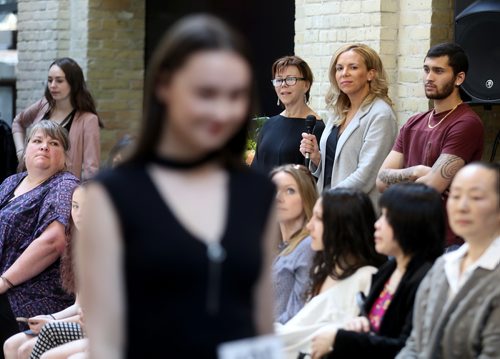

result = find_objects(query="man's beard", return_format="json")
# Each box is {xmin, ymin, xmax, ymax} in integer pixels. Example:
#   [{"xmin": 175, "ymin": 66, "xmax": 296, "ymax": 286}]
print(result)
[{"xmin": 425, "ymin": 78, "xmax": 456, "ymax": 100}]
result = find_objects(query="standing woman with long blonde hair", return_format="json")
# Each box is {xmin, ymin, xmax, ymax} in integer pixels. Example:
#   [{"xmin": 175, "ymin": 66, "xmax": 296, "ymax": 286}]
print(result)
[
  {"xmin": 300, "ymin": 44, "xmax": 397, "ymax": 208},
  {"xmin": 270, "ymin": 164, "xmax": 318, "ymax": 324}
]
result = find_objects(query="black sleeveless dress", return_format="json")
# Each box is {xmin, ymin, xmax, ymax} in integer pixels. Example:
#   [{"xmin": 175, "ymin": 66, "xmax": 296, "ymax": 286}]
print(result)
[{"xmin": 96, "ymin": 163, "xmax": 275, "ymax": 358}]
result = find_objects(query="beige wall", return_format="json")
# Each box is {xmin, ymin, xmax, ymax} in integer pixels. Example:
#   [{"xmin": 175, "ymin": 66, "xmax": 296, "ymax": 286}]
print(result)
[
  {"xmin": 15, "ymin": 1, "xmax": 500, "ymax": 163},
  {"xmin": 16, "ymin": 0, "xmax": 144, "ymax": 162},
  {"xmin": 87, "ymin": 0, "xmax": 144, "ymax": 158},
  {"xmin": 17, "ymin": 0, "xmax": 78, "ymax": 110},
  {"xmin": 295, "ymin": 0, "xmax": 447, "ymax": 123},
  {"xmin": 295, "ymin": 0, "xmax": 499, "ymax": 161}
]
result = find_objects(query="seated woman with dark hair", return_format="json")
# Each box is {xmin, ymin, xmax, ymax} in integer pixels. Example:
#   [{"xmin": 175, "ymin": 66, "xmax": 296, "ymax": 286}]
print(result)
[
  {"xmin": 276, "ymin": 188, "xmax": 385, "ymax": 358},
  {"xmin": 397, "ymin": 163, "xmax": 500, "ymax": 359},
  {"xmin": 310, "ymin": 183, "xmax": 444, "ymax": 359}
]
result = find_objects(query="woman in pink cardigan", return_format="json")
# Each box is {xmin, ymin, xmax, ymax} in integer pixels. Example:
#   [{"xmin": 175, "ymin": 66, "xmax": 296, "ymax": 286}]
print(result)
[{"xmin": 12, "ymin": 57, "xmax": 102, "ymax": 180}]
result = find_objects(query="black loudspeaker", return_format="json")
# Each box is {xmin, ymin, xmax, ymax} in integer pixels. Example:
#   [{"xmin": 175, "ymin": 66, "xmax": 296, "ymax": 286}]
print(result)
[{"xmin": 455, "ymin": 0, "xmax": 500, "ymax": 104}]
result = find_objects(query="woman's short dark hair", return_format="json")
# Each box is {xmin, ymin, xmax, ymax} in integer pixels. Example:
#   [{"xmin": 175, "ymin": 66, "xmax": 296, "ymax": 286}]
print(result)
[
  {"xmin": 379, "ymin": 183, "xmax": 444, "ymax": 260},
  {"xmin": 309, "ymin": 188, "xmax": 385, "ymax": 297},
  {"xmin": 45, "ymin": 57, "xmax": 103, "ymax": 127},
  {"xmin": 425, "ymin": 42, "xmax": 469, "ymax": 76},
  {"xmin": 130, "ymin": 14, "xmax": 256, "ymax": 168},
  {"xmin": 271, "ymin": 55, "xmax": 314, "ymax": 102}
]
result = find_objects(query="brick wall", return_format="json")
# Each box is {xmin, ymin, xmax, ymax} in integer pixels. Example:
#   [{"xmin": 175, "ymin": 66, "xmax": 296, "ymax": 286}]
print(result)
[
  {"xmin": 16, "ymin": 0, "xmax": 145, "ymax": 163},
  {"xmin": 295, "ymin": 0, "xmax": 433, "ymax": 123},
  {"xmin": 15, "ymin": 1, "xmax": 499, "ymax": 163},
  {"xmin": 87, "ymin": 0, "xmax": 144, "ymax": 160},
  {"xmin": 69, "ymin": 0, "xmax": 89, "ymax": 72},
  {"xmin": 16, "ymin": 0, "xmax": 74, "ymax": 110},
  {"xmin": 295, "ymin": 0, "xmax": 500, "ymax": 161}
]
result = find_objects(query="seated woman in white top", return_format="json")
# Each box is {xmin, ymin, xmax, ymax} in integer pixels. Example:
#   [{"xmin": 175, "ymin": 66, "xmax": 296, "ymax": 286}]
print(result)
[
  {"xmin": 276, "ymin": 188, "xmax": 385, "ymax": 358},
  {"xmin": 397, "ymin": 162, "xmax": 500, "ymax": 359}
]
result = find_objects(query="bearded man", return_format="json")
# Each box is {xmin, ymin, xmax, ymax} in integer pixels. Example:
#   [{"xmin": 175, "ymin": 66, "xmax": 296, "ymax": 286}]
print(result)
[{"xmin": 376, "ymin": 42, "xmax": 484, "ymax": 247}]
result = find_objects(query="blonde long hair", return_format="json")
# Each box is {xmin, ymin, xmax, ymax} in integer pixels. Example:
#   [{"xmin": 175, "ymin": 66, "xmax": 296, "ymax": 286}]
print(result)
[
  {"xmin": 325, "ymin": 43, "xmax": 392, "ymax": 126},
  {"xmin": 270, "ymin": 164, "xmax": 318, "ymax": 256}
]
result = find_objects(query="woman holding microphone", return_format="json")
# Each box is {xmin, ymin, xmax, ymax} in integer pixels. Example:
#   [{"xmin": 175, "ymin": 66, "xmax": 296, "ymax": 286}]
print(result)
[
  {"xmin": 300, "ymin": 44, "xmax": 397, "ymax": 209},
  {"xmin": 252, "ymin": 55, "xmax": 324, "ymax": 173}
]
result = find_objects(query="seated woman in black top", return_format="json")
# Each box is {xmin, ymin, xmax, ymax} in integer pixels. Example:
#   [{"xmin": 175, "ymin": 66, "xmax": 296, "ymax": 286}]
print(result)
[
  {"xmin": 252, "ymin": 55, "xmax": 324, "ymax": 173},
  {"xmin": 310, "ymin": 183, "xmax": 444, "ymax": 358}
]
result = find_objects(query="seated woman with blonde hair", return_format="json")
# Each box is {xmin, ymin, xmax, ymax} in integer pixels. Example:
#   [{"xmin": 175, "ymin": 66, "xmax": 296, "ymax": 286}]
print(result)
[{"xmin": 270, "ymin": 164, "xmax": 318, "ymax": 324}]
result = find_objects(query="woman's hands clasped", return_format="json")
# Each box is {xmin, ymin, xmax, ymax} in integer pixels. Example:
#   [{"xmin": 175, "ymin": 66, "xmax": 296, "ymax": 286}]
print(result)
[{"xmin": 300, "ymin": 133, "xmax": 321, "ymax": 167}]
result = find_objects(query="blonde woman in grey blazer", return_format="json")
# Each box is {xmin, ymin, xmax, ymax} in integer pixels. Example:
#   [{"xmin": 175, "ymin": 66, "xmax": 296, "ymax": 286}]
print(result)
[{"xmin": 300, "ymin": 44, "xmax": 397, "ymax": 208}]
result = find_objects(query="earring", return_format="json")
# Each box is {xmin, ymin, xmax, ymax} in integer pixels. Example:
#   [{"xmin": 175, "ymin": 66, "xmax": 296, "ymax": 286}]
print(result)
[
  {"xmin": 277, "ymin": 98, "xmax": 280, "ymax": 106},
  {"xmin": 304, "ymin": 94, "xmax": 307, "ymax": 103}
]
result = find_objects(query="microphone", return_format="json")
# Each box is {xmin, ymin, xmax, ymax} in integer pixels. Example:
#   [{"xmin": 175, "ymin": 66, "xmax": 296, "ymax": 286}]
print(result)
[{"xmin": 304, "ymin": 115, "xmax": 316, "ymax": 166}]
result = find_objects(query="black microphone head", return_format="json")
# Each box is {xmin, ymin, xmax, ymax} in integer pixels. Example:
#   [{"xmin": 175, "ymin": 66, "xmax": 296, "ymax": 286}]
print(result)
[{"xmin": 305, "ymin": 115, "xmax": 316, "ymax": 134}]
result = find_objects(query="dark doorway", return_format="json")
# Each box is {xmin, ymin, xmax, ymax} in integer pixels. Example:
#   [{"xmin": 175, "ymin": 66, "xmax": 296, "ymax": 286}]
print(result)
[{"xmin": 145, "ymin": 0, "xmax": 295, "ymax": 117}]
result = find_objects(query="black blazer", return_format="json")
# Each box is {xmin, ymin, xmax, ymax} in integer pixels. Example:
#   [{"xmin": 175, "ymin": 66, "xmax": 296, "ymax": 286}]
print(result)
[{"xmin": 329, "ymin": 255, "xmax": 434, "ymax": 358}]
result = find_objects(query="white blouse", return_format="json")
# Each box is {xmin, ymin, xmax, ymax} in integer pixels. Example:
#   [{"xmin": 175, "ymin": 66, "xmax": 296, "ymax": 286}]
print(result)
[{"xmin": 275, "ymin": 265, "xmax": 377, "ymax": 359}]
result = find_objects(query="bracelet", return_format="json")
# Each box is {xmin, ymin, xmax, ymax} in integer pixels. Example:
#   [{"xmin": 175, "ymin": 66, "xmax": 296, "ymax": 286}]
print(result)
[{"xmin": 1, "ymin": 275, "xmax": 14, "ymax": 288}]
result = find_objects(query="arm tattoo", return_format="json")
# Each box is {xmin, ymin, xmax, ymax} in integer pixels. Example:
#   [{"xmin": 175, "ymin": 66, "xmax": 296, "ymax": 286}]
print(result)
[
  {"xmin": 431, "ymin": 154, "xmax": 464, "ymax": 180},
  {"xmin": 378, "ymin": 168, "xmax": 415, "ymax": 186}
]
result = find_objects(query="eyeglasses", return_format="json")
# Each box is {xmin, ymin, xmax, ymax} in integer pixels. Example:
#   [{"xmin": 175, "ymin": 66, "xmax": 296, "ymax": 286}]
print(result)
[{"xmin": 271, "ymin": 76, "xmax": 305, "ymax": 87}]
